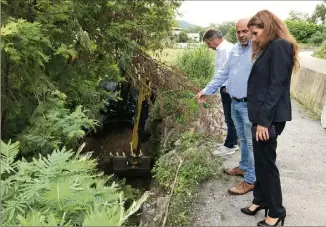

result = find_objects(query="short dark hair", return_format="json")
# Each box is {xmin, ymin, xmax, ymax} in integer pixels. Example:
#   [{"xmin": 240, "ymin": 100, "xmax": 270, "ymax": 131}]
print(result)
[{"xmin": 203, "ymin": 28, "xmax": 223, "ymax": 41}]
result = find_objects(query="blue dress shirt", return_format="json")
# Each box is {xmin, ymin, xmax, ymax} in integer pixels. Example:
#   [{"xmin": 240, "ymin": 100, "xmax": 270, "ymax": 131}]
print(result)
[{"xmin": 203, "ymin": 41, "xmax": 253, "ymax": 99}]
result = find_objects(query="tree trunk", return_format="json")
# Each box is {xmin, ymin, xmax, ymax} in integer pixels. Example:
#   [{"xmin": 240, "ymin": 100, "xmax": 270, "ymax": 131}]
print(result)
[{"xmin": 1, "ymin": 52, "xmax": 10, "ymax": 137}]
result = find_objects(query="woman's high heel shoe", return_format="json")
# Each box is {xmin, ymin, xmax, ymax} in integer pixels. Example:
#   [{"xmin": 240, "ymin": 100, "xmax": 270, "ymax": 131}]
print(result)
[
  {"xmin": 257, "ymin": 216, "xmax": 286, "ymax": 226},
  {"xmin": 241, "ymin": 205, "xmax": 269, "ymax": 217}
]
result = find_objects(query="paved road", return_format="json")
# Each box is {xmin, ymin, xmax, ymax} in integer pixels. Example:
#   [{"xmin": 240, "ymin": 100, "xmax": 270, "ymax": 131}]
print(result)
[
  {"xmin": 299, "ymin": 51, "xmax": 326, "ymax": 74},
  {"xmin": 192, "ymin": 101, "xmax": 326, "ymax": 226}
]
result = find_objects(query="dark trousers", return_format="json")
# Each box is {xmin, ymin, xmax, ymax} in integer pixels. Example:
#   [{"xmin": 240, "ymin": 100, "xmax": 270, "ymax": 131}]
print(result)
[
  {"xmin": 220, "ymin": 87, "xmax": 238, "ymax": 148},
  {"xmin": 252, "ymin": 122, "xmax": 286, "ymax": 218}
]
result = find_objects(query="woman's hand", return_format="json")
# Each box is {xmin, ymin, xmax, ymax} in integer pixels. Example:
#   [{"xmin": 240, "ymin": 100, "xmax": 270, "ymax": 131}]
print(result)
[{"xmin": 256, "ymin": 124, "xmax": 269, "ymax": 141}]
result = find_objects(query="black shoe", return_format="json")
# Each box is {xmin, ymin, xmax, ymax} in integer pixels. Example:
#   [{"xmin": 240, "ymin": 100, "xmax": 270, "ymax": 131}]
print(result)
[
  {"xmin": 257, "ymin": 216, "xmax": 286, "ymax": 226},
  {"xmin": 241, "ymin": 205, "xmax": 268, "ymax": 217}
]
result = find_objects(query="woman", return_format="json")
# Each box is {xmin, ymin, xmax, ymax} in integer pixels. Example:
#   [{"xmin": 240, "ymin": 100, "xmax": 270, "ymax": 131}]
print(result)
[{"xmin": 241, "ymin": 10, "xmax": 299, "ymax": 226}]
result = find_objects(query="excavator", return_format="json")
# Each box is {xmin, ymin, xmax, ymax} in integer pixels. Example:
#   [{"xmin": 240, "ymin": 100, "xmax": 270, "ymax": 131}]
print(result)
[
  {"xmin": 102, "ymin": 62, "xmax": 154, "ymax": 175},
  {"xmin": 99, "ymin": 46, "xmax": 197, "ymax": 175}
]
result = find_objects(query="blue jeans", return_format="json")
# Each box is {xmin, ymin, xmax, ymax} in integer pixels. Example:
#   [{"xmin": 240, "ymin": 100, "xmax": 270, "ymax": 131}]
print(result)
[
  {"xmin": 231, "ymin": 100, "xmax": 256, "ymax": 184},
  {"xmin": 220, "ymin": 88, "xmax": 238, "ymax": 148}
]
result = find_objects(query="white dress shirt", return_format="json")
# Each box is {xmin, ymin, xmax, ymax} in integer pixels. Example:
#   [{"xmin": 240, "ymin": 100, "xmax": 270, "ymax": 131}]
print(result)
[{"xmin": 215, "ymin": 39, "xmax": 234, "ymax": 87}]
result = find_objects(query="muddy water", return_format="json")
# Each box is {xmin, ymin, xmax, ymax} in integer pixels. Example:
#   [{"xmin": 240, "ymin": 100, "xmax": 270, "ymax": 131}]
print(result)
[{"xmin": 84, "ymin": 121, "xmax": 132, "ymax": 173}]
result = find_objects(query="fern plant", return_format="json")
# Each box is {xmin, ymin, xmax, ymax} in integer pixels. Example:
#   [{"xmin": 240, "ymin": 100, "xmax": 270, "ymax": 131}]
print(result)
[
  {"xmin": 0, "ymin": 140, "xmax": 20, "ymax": 175},
  {"xmin": 19, "ymin": 90, "xmax": 97, "ymax": 155},
  {"xmin": 0, "ymin": 140, "xmax": 148, "ymax": 226}
]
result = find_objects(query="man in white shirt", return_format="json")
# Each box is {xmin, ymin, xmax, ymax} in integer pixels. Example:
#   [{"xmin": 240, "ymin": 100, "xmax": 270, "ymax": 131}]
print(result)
[{"xmin": 202, "ymin": 29, "xmax": 239, "ymax": 156}]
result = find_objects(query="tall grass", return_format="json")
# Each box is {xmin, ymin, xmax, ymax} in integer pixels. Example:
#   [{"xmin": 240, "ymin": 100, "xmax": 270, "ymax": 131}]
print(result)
[{"xmin": 175, "ymin": 45, "xmax": 215, "ymax": 88}]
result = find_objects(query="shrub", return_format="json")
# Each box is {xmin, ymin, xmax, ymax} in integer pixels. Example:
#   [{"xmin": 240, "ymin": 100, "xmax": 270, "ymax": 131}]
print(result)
[
  {"xmin": 151, "ymin": 90, "xmax": 199, "ymax": 125},
  {"xmin": 149, "ymin": 89, "xmax": 200, "ymax": 157},
  {"xmin": 313, "ymin": 40, "xmax": 326, "ymax": 59},
  {"xmin": 175, "ymin": 45, "xmax": 215, "ymax": 88},
  {"xmin": 152, "ymin": 131, "xmax": 223, "ymax": 226},
  {"xmin": 285, "ymin": 20, "xmax": 319, "ymax": 43},
  {"xmin": 308, "ymin": 29, "xmax": 326, "ymax": 45}
]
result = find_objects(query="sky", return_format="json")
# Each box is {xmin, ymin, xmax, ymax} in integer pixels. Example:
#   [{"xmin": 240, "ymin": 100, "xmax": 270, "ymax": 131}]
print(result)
[{"xmin": 176, "ymin": 1, "xmax": 322, "ymax": 27}]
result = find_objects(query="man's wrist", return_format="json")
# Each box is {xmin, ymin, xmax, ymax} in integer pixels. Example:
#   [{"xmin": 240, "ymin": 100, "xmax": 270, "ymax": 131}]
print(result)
[{"xmin": 202, "ymin": 88, "xmax": 209, "ymax": 95}]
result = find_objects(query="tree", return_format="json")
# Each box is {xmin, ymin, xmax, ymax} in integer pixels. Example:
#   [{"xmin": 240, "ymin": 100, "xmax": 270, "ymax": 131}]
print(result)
[
  {"xmin": 209, "ymin": 23, "xmax": 217, "ymax": 28},
  {"xmin": 217, "ymin": 21, "xmax": 235, "ymax": 37},
  {"xmin": 287, "ymin": 10, "xmax": 310, "ymax": 21},
  {"xmin": 198, "ymin": 27, "xmax": 207, "ymax": 42},
  {"xmin": 311, "ymin": 3, "xmax": 326, "ymax": 24},
  {"xmin": 0, "ymin": 1, "xmax": 182, "ymax": 225},
  {"xmin": 225, "ymin": 26, "xmax": 237, "ymax": 44},
  {"xmin": 309, "ymin": 29, "xmax": 326, "ymax": 45},
  {"xmin": 1, "ymin": 0, "xmax": 181, "ymax": 152},
  {"xmin": 177, "ymin": 31, "xmax": 189, "ymax": 43},
  {"xmin": 188, "ymin": 25, "xmax": 202, "ymax": 33}
]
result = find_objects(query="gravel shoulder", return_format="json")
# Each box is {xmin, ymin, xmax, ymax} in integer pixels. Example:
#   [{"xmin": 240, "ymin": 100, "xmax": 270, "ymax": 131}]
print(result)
[{"xmin": 192, "ymin": 100, "xmax": 326, "ymax": 226}]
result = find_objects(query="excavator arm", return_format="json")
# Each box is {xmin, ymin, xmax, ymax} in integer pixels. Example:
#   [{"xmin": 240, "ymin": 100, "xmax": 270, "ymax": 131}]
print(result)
[{"xmin": 112, "ymin": 74, "xmax": 152, "ymax": 174}]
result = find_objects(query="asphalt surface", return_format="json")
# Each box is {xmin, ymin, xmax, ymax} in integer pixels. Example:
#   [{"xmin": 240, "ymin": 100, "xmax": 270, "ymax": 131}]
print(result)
[
  {"xmin": 299, "ymin": 51, "xmax": 326, "ymax": 74},
  {"xmin": 192, "ymin": 101, "xmax": 326, "ymax": 226}
]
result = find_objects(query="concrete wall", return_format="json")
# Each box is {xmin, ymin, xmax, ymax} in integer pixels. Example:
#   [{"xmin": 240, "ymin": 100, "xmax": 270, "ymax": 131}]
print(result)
[{"xmin": 291, "ymin": 67, "xmax": 326, "ymax": 117}]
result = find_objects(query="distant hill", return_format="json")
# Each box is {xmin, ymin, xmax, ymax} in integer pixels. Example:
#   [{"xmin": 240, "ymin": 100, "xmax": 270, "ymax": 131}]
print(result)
[{"xmin": 178, "ymin": 20, "xmax": 199, "ymax": 29}]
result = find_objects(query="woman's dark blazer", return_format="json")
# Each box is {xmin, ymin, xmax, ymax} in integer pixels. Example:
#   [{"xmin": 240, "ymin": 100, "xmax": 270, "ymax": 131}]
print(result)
[{"xmin": 247, "ymin": 38, "xmax": 294, "ymax": 128}]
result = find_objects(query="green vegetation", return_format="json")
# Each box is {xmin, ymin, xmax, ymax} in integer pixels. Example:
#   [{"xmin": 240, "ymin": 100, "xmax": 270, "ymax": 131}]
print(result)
[
  {"xmin": 217, "ymin": 21, "xmax": 236, "ymax": 37},
  {"xmin": 226, "ymin": 26, "xmax": 237, "ymax": 44},
  {"xmin": 3, "ymin": 0, "xmax": 324, "ymax": 225},
  {"xmin": 286, "ymin": 3, "xmax": 326, "ymax": 59},
  {"xmin": 147, "ymin": 41, "xmax": 225, "ymax": 225},
  {"xmin": 150, "ymin": 4, "xmax": 326, "ymax": 223},
  {"xmin": 151, "ymin": 4, "xmax": 326, "ymax": 226},
  {"xmin": 1, "ymin": 0, "xmax": 182, "ymax": 225},
  {"xmin": 152, "ymin": 132, "xmax": 223, "ymax": 226},
  {"xmin": 285, "ymin": 20, "xmax": 322, "ymax": 43},
  {"xmin": 312, "ymin": 41, "xmax": 326, "ymax": 59},
  {"xmin": 1, "ymin": 0, "xmax": 181, "ymax": 147},
  {"xmin": 175, "ymin": 45, "xmax": 215, "ymax": 87},
  {"xmin": 0, "ymin": 140, "xmax": 148, "ymax": 226},
  {"xmin": 151, "ymin": 90, "xmax": 199, "ymax": 127},
  {"xmin": 152, "ymin": 45, "xmax": 216, "ymax": 87},
  {"xmin": 176, "ymin": 31, "xmax": 189, "ymax": 43},
  {"xmin": 310, "ymin": 2, "xmax": 326, "ymax": 24},
  {"xmin": 147, "ymin": 88, "xmax": 201, "ymax": 162},
  {"xmin": 309, "ymin": 30, "xmax": 326, "ymax": 45}
]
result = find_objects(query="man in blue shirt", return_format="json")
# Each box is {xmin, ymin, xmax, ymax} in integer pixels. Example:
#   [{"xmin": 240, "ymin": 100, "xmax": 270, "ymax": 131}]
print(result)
[{"xmin": 194, "ymin": 19, "xmax": 255, "ymax": 195}]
